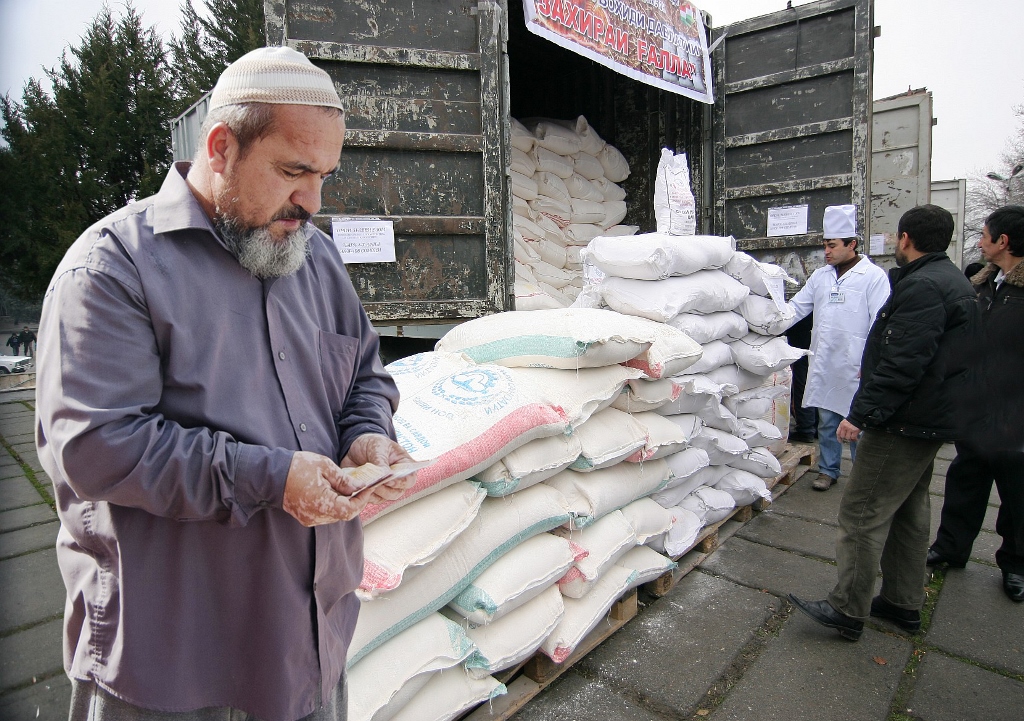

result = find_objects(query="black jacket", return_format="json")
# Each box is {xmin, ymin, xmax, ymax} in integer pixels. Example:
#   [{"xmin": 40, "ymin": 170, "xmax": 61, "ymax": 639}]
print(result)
[
  {"xmin": 968, "ymin": 261, "xmax": 1024, "ymax": 452},
  {"xmin": 847, "ymin": 252, "xmax": 979, "ymax": 440}
]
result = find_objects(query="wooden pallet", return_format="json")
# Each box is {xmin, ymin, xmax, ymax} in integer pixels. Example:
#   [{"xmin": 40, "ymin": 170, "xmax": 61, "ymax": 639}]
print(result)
[{"xmin": 462, "ymin": 590, "xmax": 638, "ymax": 720}]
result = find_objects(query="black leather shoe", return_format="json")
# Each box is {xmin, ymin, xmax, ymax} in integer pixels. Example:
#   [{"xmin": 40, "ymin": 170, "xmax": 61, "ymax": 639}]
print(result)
[
  {"xmin": 1003, "ymin": 572, "xmax": 1024, "ymax": 603},
  {"xmin": 788, "ymin": 594, "xmax": 863, "ymax": 640},
  {"xmin": 926, "ymin": 548, "xmax": 966, "ymax": 569},
  {"xmin": 870, "ymin": 595, "xmax": 921, "ymax": 632},
  {"xmin": 789, "ymin": 433, "xmax": 815, "ymax": 444}
]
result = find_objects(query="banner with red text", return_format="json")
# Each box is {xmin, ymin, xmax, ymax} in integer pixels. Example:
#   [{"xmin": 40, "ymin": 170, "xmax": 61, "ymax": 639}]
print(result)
[{"xmin": 523, "ymin": 0, "xmax": 714, "ymax": 104}]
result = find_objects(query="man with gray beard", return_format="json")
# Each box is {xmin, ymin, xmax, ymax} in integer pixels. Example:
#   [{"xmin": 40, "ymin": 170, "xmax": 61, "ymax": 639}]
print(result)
[{"xmin": 36, "ymin": 47, "xmax": 418, "ymax": 720}]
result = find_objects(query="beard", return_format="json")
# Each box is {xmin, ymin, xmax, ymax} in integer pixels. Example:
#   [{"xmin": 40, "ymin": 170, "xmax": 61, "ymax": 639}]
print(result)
[{"xmin": 215, "ymin": 205, "xmax": 312, "ymax": 279}]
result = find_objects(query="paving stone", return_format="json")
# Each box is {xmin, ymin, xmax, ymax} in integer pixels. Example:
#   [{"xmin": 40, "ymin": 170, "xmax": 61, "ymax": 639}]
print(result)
[
  {"xmin": 935, "ymin": 444, "xmax": 958, "ymax": 461},
  {"xmin": 509, "ymin": 670, "xmax": 665, "ymax": 721},
  {"xmin": 714, "ymin": 614, "xmax": 911, "ymax": 721},
  {"xmin": 929, "ymin": 563, "xmax": 1024, "ymax": 676},
  {"xmin": 0, "ymin": 617, "xmax": 63, "ymax": 692},
  {"xmin": 0, "ymin": 548, "xmax": 65, "ymax": 633},
  {"xmin": 0, "ymin": 505, "xmax": 56, "ymax": 533},
  {"xmin": 701, "ymin": 536, "xmax": 852, "ymax": 601},
  {"xmin": 2, "ymin": 433, "xmax": 35, "ymax": 447},
  {"xmin": 0, "ymin": 464, "xmax": 24, "ymax": 481},
  {"xmin": 0, "ymin": 672, "xmax": 71, "ymax": 721},
  {"xmin": 0, "ymin": 521, "xmax": 58, "ymax": 561},
  {"xmin": 574, "ymin": 572, "xmax": 778, "ymax": 717},
  {"xmin": 0, "ymin": 477, "xmax": 49, "ymax": 511},
  {"xmin": 736, "ymin": 512, "xmax": 838, "ymax": 562},
  {"xmin": 969, "ymin": 530, "xmax": 1000, "ymax": 567},
  {"xmin": 908, "ymin": 651, "xmax": 1024, "ymax": 721},
  {"xmin": 769, "ymin": 472, "xmax": 845, "ymax": 526},
  {"xmin": 15, "ymin": 451, "xmax": 42, "ymax": 474}
]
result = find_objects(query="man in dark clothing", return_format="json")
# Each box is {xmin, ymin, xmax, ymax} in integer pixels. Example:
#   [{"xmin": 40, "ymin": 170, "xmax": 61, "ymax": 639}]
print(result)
[
  {"xmin": 928, "ymin": 205, "xmax": 1024, "ymax": 602},
  {"xmin": 5, "ymin": 332, "xmax": 20, "ymax": 356},
  {"xmin": 785, "ymin": 314, "xmax": 817, "ymax": 443},
  {"xmin": 789, "ymin": 204, "xmax": 980, "ymax": 639},
  {"xmin": 18, "ymin": 326, "xmax": 35, "ymax": 357}
]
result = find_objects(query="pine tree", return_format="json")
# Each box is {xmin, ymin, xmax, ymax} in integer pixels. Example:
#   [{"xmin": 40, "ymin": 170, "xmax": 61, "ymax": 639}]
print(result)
[
  {"xmin": 0, "ymin": 5, "xmax": 176, "ymax": 300},
  {"xmin": 171, "ymin": 0, "xmax": 266, "ymax": 110}
]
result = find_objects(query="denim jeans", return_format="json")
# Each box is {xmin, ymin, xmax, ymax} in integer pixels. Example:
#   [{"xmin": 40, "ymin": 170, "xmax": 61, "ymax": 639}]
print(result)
[
  {"xmin": 816, "ymin": 408, "xmax": 856, "ymax": 479},
  {"xmin": 828, "ymin": 430, "xmax": 943, "ymax": 618}
]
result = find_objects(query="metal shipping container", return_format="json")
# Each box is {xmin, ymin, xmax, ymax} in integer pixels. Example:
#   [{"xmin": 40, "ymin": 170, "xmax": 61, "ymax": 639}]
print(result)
[{"xmin": 172, "ymin": 0, "xmax": 875, "ymax": 344}]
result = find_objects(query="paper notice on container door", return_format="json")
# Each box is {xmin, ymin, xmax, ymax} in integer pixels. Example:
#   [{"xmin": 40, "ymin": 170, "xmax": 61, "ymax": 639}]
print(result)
[
  {"xmin": 766, "ymin": 205, "xmax": 809, "ymax": 237},
  {"xmin": 331, "ymin": 218, "xmax": 396, "ymax": 263}
]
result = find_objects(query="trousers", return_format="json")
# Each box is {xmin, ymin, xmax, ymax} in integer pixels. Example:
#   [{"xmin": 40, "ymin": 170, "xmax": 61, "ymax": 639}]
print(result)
[
  {"xmin": 931, "ymin": 442, "xmax": 1024, "ymax": 574},
  {"xmin": 816, "ymin": 408, "xmax": 856, "ymax": 480},
  {"xmin": 828, "ymin": 430, "xmax": 942, "ymax": 619},
  {"xmin": 68, "ymin": 677, "xmax": 347, "ymax": 721}
]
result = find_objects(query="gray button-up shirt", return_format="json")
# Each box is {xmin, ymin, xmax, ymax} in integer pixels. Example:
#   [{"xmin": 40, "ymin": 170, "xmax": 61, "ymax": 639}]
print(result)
[{"xmin": 35, "ymin": 163, "xmax": 398, "ymax": 721}]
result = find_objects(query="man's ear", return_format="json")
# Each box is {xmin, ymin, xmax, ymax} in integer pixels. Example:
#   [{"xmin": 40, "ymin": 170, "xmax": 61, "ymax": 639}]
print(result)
[
  {"xmin": 205, "ymin": 122, "xmax": 235, "ymax": 174},
  {"xmin": 998, "ymin": 233, "xmax": 1011, "ymax": 250}
]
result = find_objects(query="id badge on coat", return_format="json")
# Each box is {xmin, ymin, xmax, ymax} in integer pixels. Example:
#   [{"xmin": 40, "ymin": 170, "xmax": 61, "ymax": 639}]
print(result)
[{"xmin": 829, "ymin": 286, "xmax": 845, "ymax": 304}]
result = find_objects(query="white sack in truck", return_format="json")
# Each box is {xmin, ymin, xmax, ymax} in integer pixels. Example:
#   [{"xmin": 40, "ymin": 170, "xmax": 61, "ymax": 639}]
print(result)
[
  {"xmin": 528, "ymin": 196, "xmax": 572, "ymax": 228},
  {"xmin": 532, "ymin": 146, "xmax": 574, "ymax": 179},
  {"xmin": 592, "ymin": 176, "xmax": 627, "ymax": 201},
  {"xmin": 510, "ymin": 169, "xmax": 538, "ymax": 201},
  {"xmin": 565, "ymin": 171, "xmax": 605, "ymax": 201},
  {"xmin": 514, "ymin": 281, "xmax": 562, "ymax": 311},
  {"xmin": 535, "ymin": 171, "xmax": 572, "ymax": 204},
  {"xmin": 510, "ymin": 146, "xmax": 536, "ymax": 176},
  {"xmin": 598, "ymin": 143, "xmax": 630, "ymax": 182},
  {"xmin": 573, "ymin": 151, "xmax": 606, "ymax": 180},
  {"xmin": 510, "ymin": 117, "xmax": 535, "ymax": 152},
  {"xmin": 654, "ymin": 149, "xmax": 696, "ymax": 235},
  {"xmin": 585, "ymin": 234, "xmax": 734, "ymax": 281},
  {"xmin": 525, "ymin": 118, "xmax": 583, "ymax": 156}
]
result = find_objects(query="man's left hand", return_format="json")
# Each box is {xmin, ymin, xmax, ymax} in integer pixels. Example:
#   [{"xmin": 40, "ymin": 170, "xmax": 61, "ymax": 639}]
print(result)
[
  {"xmin": 837, "ymin": 419, "xmax": 862, "ymax": 443},
  {"xmin": 341, "ymin": 434, "xmax": 418, "ymax": 505}
]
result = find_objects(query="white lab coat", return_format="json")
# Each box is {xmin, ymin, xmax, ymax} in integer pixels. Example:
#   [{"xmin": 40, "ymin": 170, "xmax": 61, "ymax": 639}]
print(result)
[{"xmin": 787, "ymin": 255, "xmax": 891, "ymax": 417}]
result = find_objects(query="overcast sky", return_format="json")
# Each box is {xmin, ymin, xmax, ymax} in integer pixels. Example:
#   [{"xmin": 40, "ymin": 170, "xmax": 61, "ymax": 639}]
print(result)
[{"xmin": 2, "ymin": 0, "xmax": 1022, "ymax": 182}]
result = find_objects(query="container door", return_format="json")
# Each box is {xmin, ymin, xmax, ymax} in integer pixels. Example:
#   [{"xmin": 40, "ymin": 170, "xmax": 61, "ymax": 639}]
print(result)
[
  {"xmin": 265, "ymin": 0, "xmax": 510, "ymax": 323},
  {"xmin": 869, "ymin": 90, "xmax": 933, "ymax": 270},
  {"xmin": 711, "ymin": 0, "xmax": 874, "ymax": 283}
]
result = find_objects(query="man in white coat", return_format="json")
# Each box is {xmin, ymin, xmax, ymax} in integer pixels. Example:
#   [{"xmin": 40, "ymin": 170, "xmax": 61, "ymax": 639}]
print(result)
[{"xmin": 787, "ymin": 205, "xmax": 890, "ymax": 490}]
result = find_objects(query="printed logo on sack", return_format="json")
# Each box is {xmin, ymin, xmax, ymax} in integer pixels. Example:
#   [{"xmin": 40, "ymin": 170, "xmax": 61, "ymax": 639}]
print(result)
[
  {"xmin": 386, "ymin": 353, "xmax": 437, "ymax": 378},
  {"xmin": 432, "ymin": 368, "xmax": 513, "ymax": 411}
]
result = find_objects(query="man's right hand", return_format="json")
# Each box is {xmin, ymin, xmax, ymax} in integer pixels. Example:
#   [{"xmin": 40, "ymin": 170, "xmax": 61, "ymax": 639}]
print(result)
[{"xmin": 282, "ymin": 451, "xmax": 389, "ymax": 527}]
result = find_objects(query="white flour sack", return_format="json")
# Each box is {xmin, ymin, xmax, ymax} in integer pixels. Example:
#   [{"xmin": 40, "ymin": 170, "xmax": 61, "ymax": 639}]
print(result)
[
  {"xmin": 507, "ymin": 365, "xmax": 642, "ymax": 431},
  {"xmin": 705, "ymin": 364, "xmax": 765, "ymax": 392},
  {"xmin": 514, "ymin": 280, "xmax": 563, "ymax": 311},
  {"xmin": 565, "ymin": 171, "xmax": 605, "ymax": 201},
  {"xmin": 535, "ymin": 171, "xmax": 572, "ymax": 204},
  {"xmin": 601, "ymin": 271, "xmax": 750, "ymax": 322},
  {"xmin": 616, "ymin": 545, "xmax": 676, "ymax": 587},
  {"xmin": 541, "ymin": 564, "xmax": 636, "ymax": 663},
  {"xmin": 611, "ymin": 376, "xmax": 681, "ymax": 413},
  {"xmin": 349, "ymin": 484, "xmax": 571, "ymax": 666},
  {"xmin": 527, "ymin": 118, "xmax": 583, "ymax": 156},
  {"xmin": 713, "ymin": 469, "xmax": 771, "ymax": 506},
  {"xmin": 510, "ymin": 146, "xmax": 536, "ymax": 176},
  {"xmin": 569, "ymin": 407, "xmax": 649, "ymax": 471},
  {"xmin": 598, "ymin": 143, "xmax": 631, "ymax": 182},
  {"xmin": 619, "ymin": 497, "xmax": 675, "ymax": 543},
  {"xmin": 347, "ymin": 613, "xmax": 478, "ymax": 721},
  {"xmin": 447, "ymin": 532, "xmax": 577, "ymax": 625},
  {"xmin": 554, "ymin": 510, "xmax": 636, "ymax": 598},
  {"xmin": 631, "ymin": 411, "xmax": 693, "ymax": 460},
  {"xmin": 723, "ymin": 383, "xmax": 789, "ymax": 419},
  {"xmin": 510, "ymin": 169, "xmax": 538, "ymax": 201},
  {"xmin": 652, "ymin": 463, "xmax": 728, "ymax": 509},
  {"xmin": 654, "ymin": 148, "xmax": 697, "ymax": 236},
  {"xmin": 451, "ymin": 584, "xmax": 565, "ymax": 679},
  {"xmin": 385, "ymin": 351, "xmax": 475, "ymax": 400},
  {"xmin": 761, "ymin": 369, "xmax": 792, "ymax": 453},
  {"xmin": 362, "ymin": 364, "xmax": 568, "ymax": 523},
  {"xmin": 565, "ymin": 223, "xmax": 605, "ymax": 246},
  {"xmin": 436, "ymin": 308, "xmax": 649, "ymax": 369},
  {"xmin": 724, "ymin": 251, "xmax": 796, "ymax": 298},
  {"xmin": 736, "ymin": 418, "xmax": 784, "ymax": 448},
  {"xmin": 473, "ymin": 433, "xmax": 582, "ymax": 497},
  {"xmin": 654, "ymin": 374, "xmax": 732, "ymax": 416},
  {"xmin": 667, "ymin": 310, "xmax": 749, "ymax": 344},
  {"xmin": 686, "ymin": 340, "xmax": 735, "ymax": 375},
  {"xmin": 586, "ymin": 234, "xmax": 735, "ymax": 281},
  {"xmin": 360, "ymin": 482, "xmax": 486, "ymax": 598},
  {"xmin": 730, "ymin": 446, "xmax": 783, "ymax": 478},
  {"xmin": 573, "ymin": 151, "xmax": 605, "ymax": 181},
  {"xmin": 696, "ymin": 397, "xmax": 740, "ymax": 434},
  {"xmin": 387, "ymin": 669, "xmax": 505, "ymax": 721},
  {"xmin": 510, "ymin": 117, "xmax": 535, "ymax": 152},
  {"xmin": 680, "ymin": 486, "xmax": 737, "ymax": 524},
  {"xmin": 660, "ymin": 447, "xmax": 712, "ymax": 494},
  {"xmin": 691, "ymin": 426, "xmax": 749, "ymax": 466},
  {"xmin": 529, "ymin": 196, "xmax": 572, "ymax": 228},
  {"xmin": 729, "ymin": 333, "xmax": 806, "ymax": 375},
  {"xmin": 592, "ymin": 177, "xmax": 627, "ymax": 202},
  {"xmin": 647, "ymin": 506, "xmax": 704, "ymax": 557},
  {"xmin": 619, "ymin": 316, "xmax": 703, "ymax": 380},
  {"xmin": 544, "ymin": 458, "xmax": 672, "ymax": 530},
  {"xmin": 736, "ymin": 294, "xmax": 796, "ymax": 336},
  {"xmin": 533, "ymin": 145, "xmax": 575, "ymax": 179}
]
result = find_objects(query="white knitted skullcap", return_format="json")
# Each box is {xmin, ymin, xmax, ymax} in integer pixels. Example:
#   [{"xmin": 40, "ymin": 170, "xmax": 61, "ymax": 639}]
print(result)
[{"xmin": 209, "ymin": 46, "xmax": 344, "ymax": 111}]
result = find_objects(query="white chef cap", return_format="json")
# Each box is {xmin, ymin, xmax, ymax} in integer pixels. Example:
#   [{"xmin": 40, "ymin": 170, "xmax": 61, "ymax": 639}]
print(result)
[{"xmin": 823, "ymin": 205, "xmax": 858, "ymax": 240}]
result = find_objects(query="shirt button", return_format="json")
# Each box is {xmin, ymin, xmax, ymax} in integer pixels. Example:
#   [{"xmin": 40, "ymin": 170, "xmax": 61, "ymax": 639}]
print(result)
[
  {"xmin": 278, "ymin": 351, "xmax": 286, "ymax": 360},
  {"xmin": 300, "ymin": 423, "xmax": 307, "ymax": 432}
]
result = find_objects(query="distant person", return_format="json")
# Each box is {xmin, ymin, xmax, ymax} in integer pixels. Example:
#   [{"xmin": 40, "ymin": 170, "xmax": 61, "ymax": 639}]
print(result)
[
  {"xmin": 18, "ymin": 326, "xmax": 36, "ymax": 357},
  {"xmin": 785, "ymin": 313, "xmax": 817, "ymax": 443},
  {"xmin": 784, "ymin": 205, "xmax": 890, "ymax": 490},
  {"xmin": 963, "ymin": 261, "xmax": 985, "ymax": 279},
  {"xmin": 6, "ymin": 332, "xmax": 20, "ymax": 356},
  {"xmin": 789, "ymin": 204, "xmax": 979, "ymax": 640},
  {"xmin": 928, "ymin": 205, "xmax": 1024, "ymax": 602}
]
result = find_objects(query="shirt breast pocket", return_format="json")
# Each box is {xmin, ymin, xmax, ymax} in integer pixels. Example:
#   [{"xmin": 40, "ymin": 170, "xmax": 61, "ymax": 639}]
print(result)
[{"xmin": 319, "ymin": 330, "xmax": 360, "ymax": 420}]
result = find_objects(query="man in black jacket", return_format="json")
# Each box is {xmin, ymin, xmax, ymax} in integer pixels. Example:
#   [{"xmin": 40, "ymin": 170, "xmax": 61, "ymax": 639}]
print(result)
[
  {"xmin": 790, "ymin": 204, "xmax": 980, "ymax": 639},
  {"xmin": 928, "ymin": 205, "xmax": 1024, "ymax": 602}
]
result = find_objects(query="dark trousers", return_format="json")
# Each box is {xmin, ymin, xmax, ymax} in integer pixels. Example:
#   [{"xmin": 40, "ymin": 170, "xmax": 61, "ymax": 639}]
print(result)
[
  {"xmin": 931, "ymin": 442, "xmax": 1024, "ymax": 574},
  {"xmin": 790, "ymin": 356, "xmax": 817, "ymax": 436}
]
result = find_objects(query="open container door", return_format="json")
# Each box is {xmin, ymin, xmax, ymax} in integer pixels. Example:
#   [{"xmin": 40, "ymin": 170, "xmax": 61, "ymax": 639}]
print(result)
[
  {"xmin": 712, "ymin": 0, "xmax": 874, "ymax": 284},
  {"xmin": 265, "ymin": 1, "xmax": 511, "ymax": 324}
]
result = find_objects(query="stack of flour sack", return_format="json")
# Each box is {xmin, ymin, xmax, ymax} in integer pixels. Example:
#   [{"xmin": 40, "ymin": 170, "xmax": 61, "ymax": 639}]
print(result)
[
  {"xmin": 345, "ymin": 296, "xmax": 804, "ymax": 721},
  {"xmin": 509, "ymin": 115, "xmax": 637, "ymax": 310}
]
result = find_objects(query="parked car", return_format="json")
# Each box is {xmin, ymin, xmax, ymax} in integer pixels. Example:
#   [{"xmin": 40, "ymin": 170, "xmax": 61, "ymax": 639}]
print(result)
[{"xmin": 0, "ymin": 355, "xmax": 32, "ymax": 374}]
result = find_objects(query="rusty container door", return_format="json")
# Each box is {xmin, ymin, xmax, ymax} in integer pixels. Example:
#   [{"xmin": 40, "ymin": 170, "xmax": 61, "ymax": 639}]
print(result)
[
  {"xmin": 869, "ymin": 89, "xmax": 933, "ymax": 270},
  {"xmin": 711, "ymin": 0, "xmax": 874, "ymax": 285},
  {"xmin": 265, "ymin": 0, "xmax": 510, "ymax": 323}
]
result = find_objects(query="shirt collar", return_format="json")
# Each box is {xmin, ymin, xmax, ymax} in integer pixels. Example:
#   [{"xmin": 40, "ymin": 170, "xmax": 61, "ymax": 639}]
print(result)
[{"xmin": 152, "ymin": 162, "xmax": 220, "ymax": 237}]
